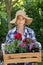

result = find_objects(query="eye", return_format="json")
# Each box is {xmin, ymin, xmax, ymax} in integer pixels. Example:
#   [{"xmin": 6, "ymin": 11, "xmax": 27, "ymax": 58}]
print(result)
[
  {"xmin": 17, "ymin": 17, "xmax": 19, "ymax": 20},
  {"xmin": 23, "ymin": 18, "xmax": 25, "ymax": 20}
]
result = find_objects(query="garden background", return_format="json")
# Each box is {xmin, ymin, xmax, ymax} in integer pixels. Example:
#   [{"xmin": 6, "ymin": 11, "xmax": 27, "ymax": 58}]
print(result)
[{"xmin": 0, "ymin": 0, "xmax": 43, "ymax": 65}]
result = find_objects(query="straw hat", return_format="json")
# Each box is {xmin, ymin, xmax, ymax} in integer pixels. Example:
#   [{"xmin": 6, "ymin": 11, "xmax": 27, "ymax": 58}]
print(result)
[{"xmin": 10, "ymin": 10, "xmax": 33, "ymax": 25}]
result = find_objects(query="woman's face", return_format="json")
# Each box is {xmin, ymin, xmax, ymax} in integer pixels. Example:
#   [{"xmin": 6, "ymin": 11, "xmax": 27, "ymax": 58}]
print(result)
[{"xmin": 16, "ymin": 15, "xmax": 25, "ymax": 26}]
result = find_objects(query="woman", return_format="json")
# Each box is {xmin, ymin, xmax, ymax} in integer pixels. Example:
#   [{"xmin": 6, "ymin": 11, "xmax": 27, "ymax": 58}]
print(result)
[
  {"xmin": 6, "ymin": 10, "xmax": 36, "ymax": 44},
  {"xmin": 5, "ymin": 10, "xmax": 41, "ymax": 65}
]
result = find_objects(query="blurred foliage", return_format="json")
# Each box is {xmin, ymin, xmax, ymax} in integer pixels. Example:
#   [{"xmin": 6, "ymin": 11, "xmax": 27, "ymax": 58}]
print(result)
[
  {"xmin": 0, "ymin": 0, "xmax": 43, "ymax": 45},
  {"xmin": 0, "ymin": 16, "xmax": 8, "ymax": 43},
  {"xmin": 23, "ymin": 1, "xmax": 43, "ymax": 43}
]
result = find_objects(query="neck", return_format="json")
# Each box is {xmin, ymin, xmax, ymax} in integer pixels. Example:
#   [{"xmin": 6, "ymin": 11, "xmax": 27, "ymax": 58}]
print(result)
[{"xmin": 16, "ymin": 25, "xmax": 25, "ymax": 35}]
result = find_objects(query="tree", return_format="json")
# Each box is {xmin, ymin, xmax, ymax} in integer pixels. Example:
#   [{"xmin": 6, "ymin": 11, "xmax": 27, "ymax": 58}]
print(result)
[{"xmin": 4, "ymin": 0, "xmax": 19, "ymax": 30}]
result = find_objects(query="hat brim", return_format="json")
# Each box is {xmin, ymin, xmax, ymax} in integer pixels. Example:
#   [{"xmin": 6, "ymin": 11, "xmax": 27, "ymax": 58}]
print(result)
[{"xmin": 10, "ymin": 16, "xmax": 33, "ymax": 25}]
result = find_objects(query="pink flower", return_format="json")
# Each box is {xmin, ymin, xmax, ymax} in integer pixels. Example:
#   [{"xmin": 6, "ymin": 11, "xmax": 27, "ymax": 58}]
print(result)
[{"xmin": 18, "ymin": 43, "xmax": 26, "ymax": 47}]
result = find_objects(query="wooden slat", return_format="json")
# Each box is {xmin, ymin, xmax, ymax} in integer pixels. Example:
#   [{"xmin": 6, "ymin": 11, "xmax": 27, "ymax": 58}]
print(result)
[
  {"xmin": 4, "ymin": 57, "xmax": 41, "ymax": 64},
  {"xmin": 4, "ymin": 52, "xmax": 41, "ymax": 60},
  {"xmin": 3, "ymin": 52, "xmax": 41, "ymax": 64}
]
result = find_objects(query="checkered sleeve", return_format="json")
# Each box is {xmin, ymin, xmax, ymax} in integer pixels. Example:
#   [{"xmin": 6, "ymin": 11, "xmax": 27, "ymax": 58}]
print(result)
[
  {"xmin": 5, "ymin": 27, "xmax": 17, "ymax": 44},
  {"xmin": 26, "ymin": 27, "xmax": 37, "ymax": 42},
  {"xmin": 31, "ymin": 30, "xmax": 37, "ymax": 42},
  {"xmin": 31, "ymin": 30, "xmax": 42, "ymax": 50},
  {"xmin": 5, "ymin": 30, "xmax": 13, "ymax": 43}
]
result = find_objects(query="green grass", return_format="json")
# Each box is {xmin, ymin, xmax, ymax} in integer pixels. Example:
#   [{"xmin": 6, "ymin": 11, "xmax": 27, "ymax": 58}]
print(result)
[{"xmin": 35, "ymin": 62, "xmax": 43, "ymax": 65}]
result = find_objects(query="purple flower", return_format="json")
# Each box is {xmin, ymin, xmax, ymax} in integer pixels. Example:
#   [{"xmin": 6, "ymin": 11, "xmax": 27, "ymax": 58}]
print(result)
[{"xmin": 29, "ymin": 43, "xmax": 34, "ymax": 50}]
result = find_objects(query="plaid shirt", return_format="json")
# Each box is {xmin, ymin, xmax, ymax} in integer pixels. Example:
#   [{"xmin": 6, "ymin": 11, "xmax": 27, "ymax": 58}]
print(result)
[{"xmin": 5, "ymin": 26, "xmax": 37, "ymax": 43}]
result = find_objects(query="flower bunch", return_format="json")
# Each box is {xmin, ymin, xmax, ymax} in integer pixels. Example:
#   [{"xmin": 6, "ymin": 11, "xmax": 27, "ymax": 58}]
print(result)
[{"xmin": 4, "ymin": 33, "xmax": 35, "ymax": 54}]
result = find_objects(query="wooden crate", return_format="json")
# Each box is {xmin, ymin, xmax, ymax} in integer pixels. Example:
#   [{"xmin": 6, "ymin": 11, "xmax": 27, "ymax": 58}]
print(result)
[
  {"xmin": 3, "ymin": 52, "xmax": 42, "ymax": 65},
  {"xmin": 2, "ymin": 44, "xmax": 42, "ymax": 64}
]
